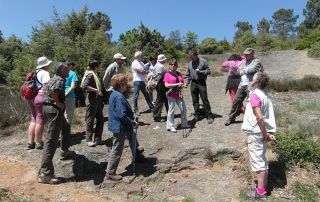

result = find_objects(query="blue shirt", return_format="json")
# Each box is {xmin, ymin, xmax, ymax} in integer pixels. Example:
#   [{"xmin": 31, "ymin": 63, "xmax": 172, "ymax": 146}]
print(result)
[
  {"xmin": 65, "ymin": 70, "xmax": 78, "ymax": 98},
  {"xmin": 108, "ymin": 90, "xmax": 134, "ymax": 133}
]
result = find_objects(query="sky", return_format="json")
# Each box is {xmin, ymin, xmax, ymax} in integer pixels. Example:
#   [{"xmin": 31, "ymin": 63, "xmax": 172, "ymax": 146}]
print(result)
[{"xmin": 0, "ymin": 0, "xmax": 307, "ymax": 43}]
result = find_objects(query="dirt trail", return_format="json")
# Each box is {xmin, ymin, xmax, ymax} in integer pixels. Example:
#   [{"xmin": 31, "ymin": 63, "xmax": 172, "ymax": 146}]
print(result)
[{"xmin": 1, "ymin": 50, "xmax": 320, "ymax": 202}]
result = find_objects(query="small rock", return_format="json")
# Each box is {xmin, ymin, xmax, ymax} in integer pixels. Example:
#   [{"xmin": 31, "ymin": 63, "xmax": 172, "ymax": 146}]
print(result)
[{"xmin": 169, "ymin": 179, "xmax": 177, "ymax": 183}]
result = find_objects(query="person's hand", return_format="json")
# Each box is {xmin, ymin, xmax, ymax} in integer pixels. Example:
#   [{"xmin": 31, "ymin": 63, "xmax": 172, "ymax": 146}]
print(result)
[
  {"xmin": 95, "ymin": 89, "xmax": 99, "ymax": 98},
  {"xmin": 195, "ymin": 69, "xmax": 201, "ymax": 73},
  {"xmin": 55, "ymin": 102, "xmax": 64, "ymax": 110},
  {"xmin": 264, "ymin": 133, "xmax": 275, "ymax": 141},
  {"xmin": 241, "ymin": 69, "xmax": 245, "ymax": 75},
  {"xmin": 133, "ymin": 121, "xmax": 139, "ymax": 128},
  {"xmin": 183, "ymin": 84, "xmax": 188, "ymax": 88}
]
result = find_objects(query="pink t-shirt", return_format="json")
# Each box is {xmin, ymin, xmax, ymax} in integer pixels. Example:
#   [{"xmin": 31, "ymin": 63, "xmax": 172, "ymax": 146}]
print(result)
[
  {"xmin": 250, "ymin": 94, "xmax": 261, "ymax": 107},
  {"xmin": 163, "ymin": 72, "xmax": 184, "ymax": 99}
]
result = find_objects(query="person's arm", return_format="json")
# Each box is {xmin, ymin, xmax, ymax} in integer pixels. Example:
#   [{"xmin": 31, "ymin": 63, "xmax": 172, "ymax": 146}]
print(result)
[
  {"xmin": 252, "ymin": 106, "xmax": 275, "ymax": 141},
  {"xmin": 103, "ymin": 65, "xmax": 113, "ymax": 90},
  {"xmin": 133, "ymin": 62, "xmax": 148, "ymax": 75},
  {"xmin": 198, "ymin": 60, "xmax": 211, "ymax": 75},
  {"xmin": 51, "ymin": 92, "xmax": 64, "ymax": 110},
  {"xmin": 65, "ymin": 81, "xmax": 76, "ymax": 97},
  {"xmin": 116, "ymin": 97, "xmax": 135, "ymax": 125},
  {"xmin": 246, "ymin": 59, "xmax": 262, "ymax": 74},
  {"xmin": 185, "ymin": 66, "xmax": 191, "ymax": 86},
  {"xmin": 222, "ymin": 61, "xmax": 233, "ymax": 68},
  {"xmin": 83, "ymin": 74, "xmax": 99, "ymax": 98}
]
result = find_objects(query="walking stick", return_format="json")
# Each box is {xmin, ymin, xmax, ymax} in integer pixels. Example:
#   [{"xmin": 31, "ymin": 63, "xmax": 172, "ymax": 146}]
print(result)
[{"xmin": 132, "ymin": 117, "xmax": 138, "ymax": 175}]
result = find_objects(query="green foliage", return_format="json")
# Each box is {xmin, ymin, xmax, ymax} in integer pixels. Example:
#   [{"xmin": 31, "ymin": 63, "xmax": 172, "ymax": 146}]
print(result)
[
  {"xmin": 0, "ymin": 187, "xmax": 31, "ymax": 202},
  {"xmin": 267, "ymin": 75, "xmax": 320, "ymax": 92},
  {"xmin": 272, "ymin": 131, "xmax": 320, "ymax": 169},
  {"xmin": 162, "ymin": 40, "xmax": 182, "ymax": 60},
  {"xmin": 293, "ymin": 181, "xmax": 319, "ymax": 202},
  {"xmin": 198, "ymin": 38, "xmax": 222, "ymax": 54},
  {"xmin": 303, "ymin": 0, "xmax": 320, "ymax": 30},
  {"xmin": 295, "ymin": 28, "xmax": 320, "ymax": 50},
  {"xmin": 270, "ymin": 8, "xmax": 299, "ymax": 41},
  {"xmin": 182, "ymin": 197, "xmax": 195, "ymax": 202},
  {"xmin": 233, "ymin": 31, "xmax": 256, "ymax": 52},
  {"xmin": 257, "ymin": 18, "xmax": 270, "ymax": 33},
  {"xmin": 168, "ymin": 30, "xmax": 183, "ymax": 50},
  {"xmin": 308, "ymin": 41, "xmax": 320, "ymax": 58},
  {"xmin": 183, "ymin": 31, "xmax": 198, "ymax": 52},
  {"xmin": 233, "ymin": 21, "xmax": 253, "ymax": 42},
  {"xmin": 219, "ymin": 37, "xmax": 231, "ymax": 52}
]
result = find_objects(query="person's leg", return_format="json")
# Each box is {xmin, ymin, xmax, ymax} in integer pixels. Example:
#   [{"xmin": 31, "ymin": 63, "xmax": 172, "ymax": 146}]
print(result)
[
  {"xmin": 229, "ymin": 85, "xmax": 238, "ymax": 106},
  {"xmin": 85, "ymin": 95, "xmax": 99, "ymax": 142},
  {"xmin": 34, "ymin": 94, "xmax": 46, "ymax": 146},
  {"xmin": 198, "ymin": 82, "xmax": 213, "ymax": 117},
  {"xmin": 256, "ymin": 170, "xmax": 268, "ymax": 194},
  {"xmin": 148, "ymin": 91, "xmax": 153, "ymax": 103},
  {"xmin": 133, "ymin": 81, "xmax": 140, "ymax": 112},
  {"xmin": 141, "ymin": 81, "xmax": 154, "ymax": 109},
  {"xmin": 64, "ymin": 98, "xmax": 75, "ymax": 125},
  {"xmin": 153, "ymin": 82, "xmax": 167, "ymax": 119},
  {"xmin": 94, "ymin": 98, "xmax": 104, "ymax": 141},
  {"xmin": 40, "ymin": 105, "xmax": 63, "ymax": 176},
  {"xmin": 27, "ymin": 99, "xmax": 36, "ymax": 146},
  {"xmin": 190, "ymin": 82, "xmax": 200, "ymax": 116},
  {"xmin": 60, "ymin": 119, "xmax": 71, "ymax": 152},
  {"xmin": 106, "ymin": 133, "xmax": 125, "ymax": 175},
  {"xmin": 166, "ymin": 96, "xmax": 176, "ymax": 129},
  {"xmin": 226, "ymin": 86, "xmax": 247, "ymax": 123}
]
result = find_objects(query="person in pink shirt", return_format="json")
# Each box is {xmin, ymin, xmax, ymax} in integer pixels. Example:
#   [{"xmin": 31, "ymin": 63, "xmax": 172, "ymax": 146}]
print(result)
[
  {"xmin": 222, "ymin": 54, "xmax": 245, "ymax": 113},
  {"xmin": 163, "ymin": 59, "xmax": 190, "ymax": 133}
]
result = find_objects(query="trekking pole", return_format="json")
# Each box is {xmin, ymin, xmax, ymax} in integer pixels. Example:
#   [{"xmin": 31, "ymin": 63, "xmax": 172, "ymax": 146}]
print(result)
[{"xmin": 132, "ymin": 117, "xmax": 138, "ymax": 175}]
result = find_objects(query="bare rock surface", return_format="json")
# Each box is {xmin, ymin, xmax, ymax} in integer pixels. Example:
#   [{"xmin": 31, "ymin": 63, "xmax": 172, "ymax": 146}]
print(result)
[{"xmin": 1, "ymin": 50, "xmax": 320, "ymax": 201}]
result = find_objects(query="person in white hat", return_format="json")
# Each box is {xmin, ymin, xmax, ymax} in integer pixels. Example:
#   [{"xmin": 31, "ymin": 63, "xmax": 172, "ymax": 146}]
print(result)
[
  {"xmin": 102, "ymin": 53, "xmax": 126, "ymax": 104},
  {"xmin": 131, "ymin": 51, "xmax": 154, "ymax": 116},
  {"xmin": 27, "ymin": 56, "xmax": 52, "ymax": 150}
]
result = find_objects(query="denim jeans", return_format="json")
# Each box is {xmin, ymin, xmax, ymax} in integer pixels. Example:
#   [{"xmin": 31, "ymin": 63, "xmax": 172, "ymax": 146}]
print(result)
[{"xmin": 133, "ymin": 81, "xmax": 154, "ymax": 112}]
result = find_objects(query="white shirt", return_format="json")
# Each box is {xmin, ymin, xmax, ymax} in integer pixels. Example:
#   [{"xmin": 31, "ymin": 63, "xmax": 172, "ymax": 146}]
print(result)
[
  {"xmin": 36, "ymin": 69, "xmax": 50, "ymax": 88},
  {"xmin": 132, "ymin": 60, "xmax": 146, "ymax": 82}
]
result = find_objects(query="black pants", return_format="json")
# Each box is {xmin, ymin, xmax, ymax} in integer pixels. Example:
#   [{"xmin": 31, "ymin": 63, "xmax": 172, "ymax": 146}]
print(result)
[
  {"xmin": 40, "ymin": 105, "xmax": 70, "ymax": 176},
  {"xmin": 153, "ymin": 82, "xmax": 168, "ymax": 118},
  {"xmin": 85, "ymin": 94, "xmax": 104, "ymax": 142},
  {"xmin": 228, "ymin": 85, "xmax": 248, "ymax": 121},
  {"xmin": 190, "ymin": 81, "xmax": 212, "ymax": 117}
]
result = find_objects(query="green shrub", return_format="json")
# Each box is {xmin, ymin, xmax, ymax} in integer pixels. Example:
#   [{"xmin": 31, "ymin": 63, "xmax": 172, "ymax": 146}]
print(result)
[
  {"xmin": 293, "ymin": 181, "xmax": 319, "ymax": 202},
  {"xmin": 308, "ymin": 41, "xmax": 320, "ymax": 58},
  {"xmin": 267, "ymin": 75, "xmax": 320, "ymax": 92},
  {"xmin": 272, "ymin": 132, "xmax": 320, "ymax": 169}
]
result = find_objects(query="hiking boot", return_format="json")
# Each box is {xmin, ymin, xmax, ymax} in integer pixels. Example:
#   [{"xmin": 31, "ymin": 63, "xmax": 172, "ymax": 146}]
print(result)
[
  {"xmin": 134, "ymin": 110, "xmax": 140, "ymax": 116},
  {"xmin": 27, "ymin": 142, "xmax": 35, "ymax": 150},
  {"xmin": 105, "ymin": 173, "xmax": 122, "ymax": 181},
  {"xmin": 38, "ymin": 173, "xmax": 61, "ymax": 184},
  {"xmin": 95, "ymin": 139, "xmax": 105, "ymax": 145},
  {"xmin": 35, "ymin": 141, "xmax": 43, "ymax": 150},
  {"xmin": 246, "ymin": 190, "xmax": 267, "ymax": 200},
  {"xmin": 87, "ymin": 141, "xmax": 96, "ymax": 147},
  {"xmin": 60, "ymin": 149, "xmax": 75, "ymax": 160},
  {"xmin": 154, "ymin": 118, "xmax": 165, "ymax": 122}
]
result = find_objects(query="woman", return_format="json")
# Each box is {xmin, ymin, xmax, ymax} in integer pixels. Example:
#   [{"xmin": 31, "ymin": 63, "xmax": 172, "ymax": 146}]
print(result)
[
  {"xmin": 27, "ymin": 56, "xmax": 51, "ymax": 150},
  {"xmin": 105, "ymin": 74, "xmax": 145, "ymax": 181},
  {"xmin": 81, "ymin": 60, "xmax": 105, "ymax": 147},
  {"xmin": 222, "ymin": 54, "xmax": 245, "ymax": 113},
  {"xmin": 163, "ymin": 59, "xmax": 190, "ymax": 133},
  {"xmin": 145, "ymin": 55, "xmax": 157, "ymax": 104},
  {"xmin": 241, "ymin": 72, "xmax": 276, "ymax": 199}
]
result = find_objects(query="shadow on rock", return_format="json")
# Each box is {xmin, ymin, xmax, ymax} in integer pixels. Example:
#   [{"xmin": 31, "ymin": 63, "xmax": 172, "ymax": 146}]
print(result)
[{"xmin": 122, "ymin": 157, "xmax": 158, "ymax": 177}]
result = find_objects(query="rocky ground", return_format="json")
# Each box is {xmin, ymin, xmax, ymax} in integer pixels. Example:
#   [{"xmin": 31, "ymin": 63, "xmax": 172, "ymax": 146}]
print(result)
[{"xmin": 0, "ymin": 50, "xmax": 320, "ymax": 202}]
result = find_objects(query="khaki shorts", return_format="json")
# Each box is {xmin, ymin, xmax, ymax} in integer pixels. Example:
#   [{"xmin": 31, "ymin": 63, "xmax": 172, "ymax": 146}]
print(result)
[{"xmin": 247, "ymin": 132, "xmax": 268, "ymax": 172}]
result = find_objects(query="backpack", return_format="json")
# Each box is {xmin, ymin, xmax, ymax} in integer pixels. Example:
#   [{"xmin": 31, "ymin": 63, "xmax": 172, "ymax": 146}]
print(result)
[{"xmin": 20, "ymin": 70, "xmax": 41, "ymax": 100}]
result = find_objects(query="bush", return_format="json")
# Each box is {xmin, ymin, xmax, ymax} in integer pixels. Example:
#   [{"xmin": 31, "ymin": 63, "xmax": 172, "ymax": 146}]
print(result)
[
  {"xmin": 308, "ymin": 41, "xmax": 320, "ymax": 58},
  {"xmin": 293, "ymin": 181, "xmax": 319, "ymax": 202},
  {"xmin": 267, "ymin": 75, "xmax": 320, "ymax": 92}
]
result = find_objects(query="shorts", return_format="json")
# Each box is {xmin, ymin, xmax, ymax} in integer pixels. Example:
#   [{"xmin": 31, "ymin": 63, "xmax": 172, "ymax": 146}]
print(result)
[
  {"xmin": 247, "ymin": 132, "xmax": 268, "ymax": 172},
  {"xmin": 28, "ymin": 94, "xmax": 47, "ymax": 125}
]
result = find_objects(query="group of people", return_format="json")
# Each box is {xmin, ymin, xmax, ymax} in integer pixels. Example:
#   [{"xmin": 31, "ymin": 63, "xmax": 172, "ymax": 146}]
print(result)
[{"xmin": 26, "ymin": 47, "xmax": 276, "ymax": 200}]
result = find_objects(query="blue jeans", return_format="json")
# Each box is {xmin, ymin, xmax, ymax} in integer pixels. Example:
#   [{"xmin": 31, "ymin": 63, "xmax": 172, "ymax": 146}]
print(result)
[{"xmin": 133, "ymin": 81, "xmax": 154, "ymax": 111}]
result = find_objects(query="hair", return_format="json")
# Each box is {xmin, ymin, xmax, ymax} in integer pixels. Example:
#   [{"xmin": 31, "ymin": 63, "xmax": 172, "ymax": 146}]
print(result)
[
  {"xmin": 134, "ymin": 51, "xmax": 142, "ymax": 58},
  {"xmin": 88, "ymin": 60, "xmax": 100, "ymax": 70},
  {"xmin": 149, "ymin": 55, "xmax": 157, "ymax": 61},
  {"xmin": 54, "ymin": 62, "xmax": 68, "ymax": 75},
  {"xmin": 65, "ymin": 60, "xmax": 75, "ymax": 67},
  {"xmin": 111, "ymin": 74, "xmax": 127, "ymax": 90},
  {"xmin": 169, "ymin": 59, "xmax": 178, "ymax": 67},
  {"xmin": 253, "ymin": 72, "xmax": 269, "ymax": 90},
  {"xmin": 188, "ymin": 50, "xmax": 198, "ymax": 56},
  {"xmin": 228, "ymin": 54, "xmax": 242, "ymax": 61}
]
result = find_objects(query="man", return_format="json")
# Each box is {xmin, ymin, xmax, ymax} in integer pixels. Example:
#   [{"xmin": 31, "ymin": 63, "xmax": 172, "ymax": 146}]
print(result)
[
  {"xmin": 185, "ymin": 50, "xmax": 214, "ymax": 124},
  {"xmin": 103, "ymin": 53, "xmax": 126, "ymax": 104},
  {"xmin": 131, "ymin": 51, "xmax": 154, "ymax": 116},
  {"xmin": 64, "ymin": 60, "xmax": 78, "ymax": 125},
  {"xmin": 225, "ymin": 48, "xmax": 263, "ymax": 126},
  {"xmin": 39, "ymin": 62, "xmax": 75, "ymax": 184},
  {"xmin": 152, "ymin": 54, "xmax": 168, "ymax": 122}
]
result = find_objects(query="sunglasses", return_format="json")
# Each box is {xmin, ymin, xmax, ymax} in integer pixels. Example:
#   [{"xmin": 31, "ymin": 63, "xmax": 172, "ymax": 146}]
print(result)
[{"xmin": 169, "ymin": 64, "xmax": 178, "ymax": 67}]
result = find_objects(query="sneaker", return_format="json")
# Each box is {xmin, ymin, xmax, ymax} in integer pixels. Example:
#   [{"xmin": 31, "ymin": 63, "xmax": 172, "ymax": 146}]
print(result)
[
  {"xmin": 60, "ymin": 149, "xmax": 75, "ymax": 160},
  {"xmin": 105, "ymin": 173, "xmax": 122, "ymax": 181},
  {"xmin": 207, "ymin": 117, "xmax": 214, "ymax": 124},
  {"xmin": 87, "ymin": 141, "xmax": 96, "ymax": 147},
  {"xmin": 246, "ymin": 190, "xmax": 267, "ymax": 200},
  {"xmin": 134, "ymin": 110, "xmax": 141, "ymax": 116},
  {"xmin": 224, "ymin": 119, "xmax": 235, "ymax": 126},
  {"xmin": 167, "ymin": 127, "xmax": 177, "ymax": 133},
  {"xmin": 95, "ymin": 139, "xmax": 105, "ymax": 145},
  {"xmin": 27, "ymin": 142, "xmax": 35, "ymax": 150},
  {"xmin": 38, "ymin": 173, "xmax": 61, "ymax": 184},
  {"xmin": 35, "ymin": 141, "xmax": 43, "ymax": 150}
]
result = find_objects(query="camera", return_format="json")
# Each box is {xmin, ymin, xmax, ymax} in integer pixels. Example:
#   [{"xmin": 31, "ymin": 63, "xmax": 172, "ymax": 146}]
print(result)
[{"xmin": 165, "ymin": 88, "xmax": 174, "ymax": 97}]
